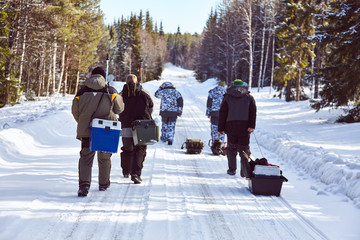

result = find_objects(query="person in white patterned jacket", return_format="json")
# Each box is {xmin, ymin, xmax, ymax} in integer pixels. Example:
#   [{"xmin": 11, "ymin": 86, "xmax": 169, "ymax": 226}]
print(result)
[
  {"xmin": 206, "ymin": 80, "xmax": 226, "ymax": 155},
  {"xmin": 154, "ymin": 81, "xmax": 183, "ymax": 145}
]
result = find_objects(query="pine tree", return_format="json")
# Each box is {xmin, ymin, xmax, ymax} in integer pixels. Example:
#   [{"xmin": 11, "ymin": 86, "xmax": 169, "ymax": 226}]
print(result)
[
  {"xmin": 275, "ymin": 0, "xmax": 316, "ymax": 101},
  {"xmin": 159, "ymin": 21, "xmax": 165, "ymax": 37},
  {"xmin": 314, "ymin": 0, "xmax": 360, "ymax": 110},
  {"xmin": 114, "ymin": 17, "xmax": 129, "ymax": 80},
  {"xmin": 0, "ymin": 1, "xmax": 21, "ymax": 106},
  {"xmin": 195, "ymin": 9, "xmax": 220, "ymax": 81},
  {"xmin": 145, "ymin": 11, "xmax": 153, "ymax": 34},
  {"xmin": 128, "ymin": 13, "xmax": 142, "ymax": 77},
  {"xmin": 96, "ymin": 24, "xmax": 117, "ymax": 81}
]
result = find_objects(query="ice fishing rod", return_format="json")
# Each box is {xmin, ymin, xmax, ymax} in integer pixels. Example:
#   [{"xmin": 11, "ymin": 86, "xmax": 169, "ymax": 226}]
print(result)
[
  {"xmin": 106, "ymin": 52, "xmax": 109, "ymax": 84},
  {"xmin": 242, "ymin": 150, "xmax": 254, "ymax": 161},
  {"xmin": 140, "ymin": 62, "xmax": 143, "ymax": 85}
]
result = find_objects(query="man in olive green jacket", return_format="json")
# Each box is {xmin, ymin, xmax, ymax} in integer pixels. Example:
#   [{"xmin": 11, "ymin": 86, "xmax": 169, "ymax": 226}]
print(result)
[{"xmin": 72, "ymin": 67, "xmax": 124, "ymax": 197}]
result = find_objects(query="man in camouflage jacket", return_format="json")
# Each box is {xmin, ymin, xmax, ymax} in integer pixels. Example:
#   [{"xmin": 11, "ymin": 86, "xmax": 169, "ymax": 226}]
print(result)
[
  {"xmin": 154, "ymin": 81, "xmax": 183, "ymax": 145},
  {"xmin": 206, "ymin": 80, "xmax": 226, "ymax": 154}
]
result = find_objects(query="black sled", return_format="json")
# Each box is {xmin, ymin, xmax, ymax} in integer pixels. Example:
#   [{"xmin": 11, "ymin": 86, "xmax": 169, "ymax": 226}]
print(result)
[{"xmin": 243, "ymin": 152, "xmax": 288, "ymax": 197}]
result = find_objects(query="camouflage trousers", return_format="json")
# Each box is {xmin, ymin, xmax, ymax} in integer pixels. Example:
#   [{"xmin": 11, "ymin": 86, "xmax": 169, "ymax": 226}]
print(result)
[
  {"xmin": 160, "ymin": 121, "xmax": 176, "ymax": 142},
  {"xmin": 211, "ymin": 124, "xmax": 225, "ymax": 142}
]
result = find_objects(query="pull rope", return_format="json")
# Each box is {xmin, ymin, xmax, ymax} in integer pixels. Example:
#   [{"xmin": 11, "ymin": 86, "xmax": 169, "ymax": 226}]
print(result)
[{"xmin": 252, "ymin": 131, "xmax": 264, "ymax": 158}]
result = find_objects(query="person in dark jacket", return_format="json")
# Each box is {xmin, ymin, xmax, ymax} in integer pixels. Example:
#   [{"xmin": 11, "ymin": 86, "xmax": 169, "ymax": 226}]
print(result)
[
  {"xmin": 206, "ymin": 80, "xmax": 226, "ymax": 154},
  {"xmin": 218, "ymin": 79, "xmax": 256, "ymax": 177},
  {"xmin": 154, "ymin": 81, "xmax": 183, "ymax": 145},
  {"xmin": 72, "ymin": 67, "xmax": 124, "ymax": 197},
  {"xmin": 119, "ymin": 74, "xmax": 154, "ymax": 184}
]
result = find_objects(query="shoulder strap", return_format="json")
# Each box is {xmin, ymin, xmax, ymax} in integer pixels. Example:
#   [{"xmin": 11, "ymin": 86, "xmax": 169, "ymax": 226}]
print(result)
[{"xmin": 90, "ymin": 92, "xmax": 104, "ymax": 120}]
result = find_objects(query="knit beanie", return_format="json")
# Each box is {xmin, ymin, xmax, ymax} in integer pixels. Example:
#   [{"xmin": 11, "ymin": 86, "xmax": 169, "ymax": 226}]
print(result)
[
  {"xmin": 233, "ymin": 79, "xmax": 244, "ymax": 86},
  {"xmin": 218, "ymin": 80, "xmax": 225, "ymax": 86},
  {"xmin": 92, "ymin": 67, "xmax": 106, "ymax": 79}
]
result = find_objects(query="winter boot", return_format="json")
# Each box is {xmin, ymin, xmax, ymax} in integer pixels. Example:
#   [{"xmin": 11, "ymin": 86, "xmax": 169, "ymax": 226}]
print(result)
[
  {"xmin": 78, "ymin": 185, "xmax": 90, "ymax": 197},
  {"xmin": 227, "ymin": 169, "xmax": 236, "ymax": 176},
  {"xmin": 131, "ymin": 174, "xmax": 142, "ymax": 184},
  {"xmin": 211, "ymin": 140, "xmax": 222, "ymax": 155},
  {"xmin": 99, "ymin": 183, "xmax": 110, "ymax": 191}
]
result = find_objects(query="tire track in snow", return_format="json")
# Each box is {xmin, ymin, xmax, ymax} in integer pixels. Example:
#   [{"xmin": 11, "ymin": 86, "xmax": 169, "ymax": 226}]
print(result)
[
  {"xmin": 176, "ymin": 85, "xmax": 235, "ymax": 239},
  {"xmin": 142, "ymin": 143, "xmax": 192, "ymax": 240},
  {"xmin": 65, "ymin": 191, "xmax": 109, "ymax": 239},
  {"xmin": 110, "ymin": 149, "xmax": 156, "ymax": 240}
]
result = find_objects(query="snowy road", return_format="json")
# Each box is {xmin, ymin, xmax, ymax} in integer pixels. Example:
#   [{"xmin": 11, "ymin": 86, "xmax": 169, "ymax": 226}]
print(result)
[{"xmin": 1, "ymin": 64, "xmax": 359, "ymax": 240}]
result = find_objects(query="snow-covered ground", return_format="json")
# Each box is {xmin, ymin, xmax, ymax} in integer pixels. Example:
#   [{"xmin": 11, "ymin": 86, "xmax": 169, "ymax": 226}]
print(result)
[{"xmin": 0, "ymin": 63, "xmax": 359, "ymax": 240}]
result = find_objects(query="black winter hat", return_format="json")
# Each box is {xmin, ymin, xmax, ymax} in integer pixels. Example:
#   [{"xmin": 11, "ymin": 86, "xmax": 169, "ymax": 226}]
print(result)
[{"xmin": 92, "ymin": 67, "xmax": 106, "ymax": 79}]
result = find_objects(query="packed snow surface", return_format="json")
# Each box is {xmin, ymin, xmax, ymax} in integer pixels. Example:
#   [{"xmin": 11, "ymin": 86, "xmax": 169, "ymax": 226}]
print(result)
[{"xmin": 0, "ymin": 63, "xmax": 359, "ymax": 240}]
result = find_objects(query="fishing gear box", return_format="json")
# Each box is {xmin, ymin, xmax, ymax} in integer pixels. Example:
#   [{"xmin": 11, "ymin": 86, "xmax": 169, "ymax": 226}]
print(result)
[
  {"xmin": 248, "ymin": 163, "xmax": 288, "ymax": 197},
  {"xmin": 181, "ymin": 138, "xmax": 204, "ymax": 154},
  {"xmin": 132, "ymin": 120, "xmax": 159, "ymax": 146},
  {"xmin": 89, "ymin": 118, "xmax": 121, "ymax": 153}
]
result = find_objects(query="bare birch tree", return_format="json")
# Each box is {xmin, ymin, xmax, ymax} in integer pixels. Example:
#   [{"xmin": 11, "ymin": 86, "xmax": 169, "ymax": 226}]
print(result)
[{"xmin": 232, "ymin": 0, "xmax": 254, "ymax": 91}]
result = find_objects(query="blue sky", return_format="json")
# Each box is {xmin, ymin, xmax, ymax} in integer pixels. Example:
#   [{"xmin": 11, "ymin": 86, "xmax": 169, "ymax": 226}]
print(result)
[{"xmin": 99, "ymin": 0, "xmax": 220, "ymax": 34}]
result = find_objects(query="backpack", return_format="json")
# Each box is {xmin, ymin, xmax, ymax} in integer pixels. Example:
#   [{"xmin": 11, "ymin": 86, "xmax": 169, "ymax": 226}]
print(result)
[{"xmin": 181, "ymin": 138, "xmax": 204, "ymax": 154}]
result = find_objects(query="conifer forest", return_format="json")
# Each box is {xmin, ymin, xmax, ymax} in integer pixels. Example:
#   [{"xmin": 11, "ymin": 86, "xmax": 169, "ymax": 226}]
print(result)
[{"xmin": 1, "ymin": 0, "xmax": 359, "ymax": 121}]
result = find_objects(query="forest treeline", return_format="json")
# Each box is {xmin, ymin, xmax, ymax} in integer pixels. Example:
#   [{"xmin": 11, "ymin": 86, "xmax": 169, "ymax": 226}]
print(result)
[{"xmin": 1, "ymin": 0, "xmax": 359, "ymax": 121}]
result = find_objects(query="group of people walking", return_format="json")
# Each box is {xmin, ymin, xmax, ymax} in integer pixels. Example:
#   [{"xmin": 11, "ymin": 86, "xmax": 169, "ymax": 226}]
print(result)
[{"xmin": 71, "ymin": 67, "xmax": 256, "ymax": 197}]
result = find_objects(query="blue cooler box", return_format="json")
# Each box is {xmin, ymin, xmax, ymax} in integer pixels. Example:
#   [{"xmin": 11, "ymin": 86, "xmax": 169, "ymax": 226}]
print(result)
[{"xmin": 89, "ymin": 118, "xmax": 121, "ymax": 153}]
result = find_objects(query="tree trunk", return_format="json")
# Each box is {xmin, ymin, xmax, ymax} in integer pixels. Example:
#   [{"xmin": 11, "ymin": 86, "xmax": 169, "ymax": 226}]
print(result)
[
  {"xmin": 63, "ymin": 55, "xmax": 69, "ymax": 96},
  {"xmin": 314, "ymin": 74, "xmax": 319, "ymax": 99},
  {"xmin": 46, "ymin": 46, "xmax": 52, "ymax": 97},
  {"xmin": 248, "ymin": 32, "xmax": 253, "ymax": 90},
  {"xmin": 296, "ymin": 69, "xmax": 302, "ymax": 101},
  {"xmin": 262, "ymin": 27, "xmax": 271, "ymax": 88},
  {"xmin": 258, "ymin": 21, "xmax": 265, "ymax": 92},
  {"xmin": 270, "ymin": 29, "xmax": 275, "ymax": 95},
  {"xmin": 285, "ymin": 80, "xmax": 292, "ymax": 102},
  {"xmin": 247, "ymin": 0, "xmax": 253, "ymax": 91},
  {"xmin": 38, "ymin": 47, "xmax": 46, "ymax": 97},
  {"xmin": 296, "ymin": 51, "xmax": 303, "ymax": 101},
  {"xmin": 51, "ymin": 39, "xmax": 57, "ymax": 94},
  {"xmin": 225, "ymin": 23, "xmax": 230, "ymax": 85},
  {"xmin": 4, "ymin": 54, "xmax": 12, "ymax": 105},
  {"xmin": 314, "ymin": 47, "xmax": 320, "ymax": 99},
  {"xmin": 75, "ymin": 69, "xmax": 80, "ymax": 94},
  {"xmin": 26, "ymin": 62, "xmax": 31, "ymax": 95},
  {"xmin": 18, "ymin": 15, "xmax": 28, "ymax": 92},
  {"xmin": 57, "ymin": 40, "xmax": 66, "ymax": 93}
]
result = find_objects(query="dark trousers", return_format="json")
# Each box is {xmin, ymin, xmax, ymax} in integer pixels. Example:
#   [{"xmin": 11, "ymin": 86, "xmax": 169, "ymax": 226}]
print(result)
[
  {"xmin": 121, "ymin": 137, "xmax": 147, "ymax": 176},
  {"xmin": 226, "ymin": 135, "xmax": 251, "ymax": 178},
  {"xmin": 78, "ymin": 138, "xmax": 112, "ymax": 188}
]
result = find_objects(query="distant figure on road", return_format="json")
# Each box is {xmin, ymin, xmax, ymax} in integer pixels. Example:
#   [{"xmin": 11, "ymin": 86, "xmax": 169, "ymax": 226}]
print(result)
[
  {"xmin": 218, "ymin": 79, "xmax": 256, "ymax": 177},
  {"xmin": 154, "ymin": 81, "xmax": 183, "ymax": 145}
]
